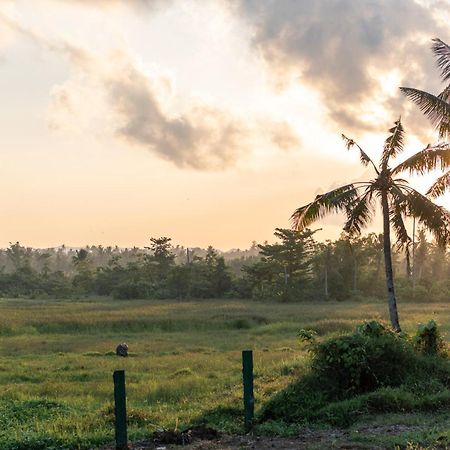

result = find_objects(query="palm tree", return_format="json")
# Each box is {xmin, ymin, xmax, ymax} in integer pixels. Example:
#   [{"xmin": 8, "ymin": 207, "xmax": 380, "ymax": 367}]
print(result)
[
  {"xmin": 400, "ymin": 38, "xmax": 450, "ymax": 197},
  {"xmin": 291, "ymin": 121, "xmax": 450, "ymax": 331}
]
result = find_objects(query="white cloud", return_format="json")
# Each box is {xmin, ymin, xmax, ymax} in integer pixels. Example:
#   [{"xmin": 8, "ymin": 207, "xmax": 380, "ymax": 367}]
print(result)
[
  {"xmin": 0, "ymin": 5, "xmax": 300, "ymax": 170},
  {"xmin": 230, "ymin": 0, "xmax": 449, "ymax": 139},
  {"xmin": 41, "ymin": 41, "xmax": 299, "ymax": 170}
]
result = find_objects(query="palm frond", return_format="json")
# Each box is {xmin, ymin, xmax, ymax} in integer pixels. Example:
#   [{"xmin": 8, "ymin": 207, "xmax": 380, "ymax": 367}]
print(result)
[
  {"xmin": 381, "ymin": 119, "xmax": 405, "ymax": 169},
  {"xmin": 437, "ymin": 87, "xmax": 450, "ymax": 137},
  {"xmin": 432, "ymin": 38, "xmax": 450, "ymax": 82},
  {"xmin": 427, "ymin": 170, "xmax": 450, "ymax": 198},
  {"xmin": 389, "ymin": 198, "xmax": 411, "ymax": 249},
  {"xmin": 341, "ymin": 134, "xmax": 379, "ymax": 173},
  {"xmin": 392, "ymin": 142, "xmax": 450, "ymax": 175},
  {"xmin": 392, "ymin": 178, "xmax": 409, "ymax": 185},
  {"xmin": 400, "ymin": 87, "xmax": 450, "ymax": 139},
  {"xmin": 389, "ymin": 182, "xmax": 409, "ymax": 211},
  {"xmin": 400, "ymin": 187, "xmax": 450, "ymax": 246},
  {"xmin": 341, "ymin": 134, "xmax": 356, "ymax": 151},
  {"xmin": 438, "ymin": 85, "xmax": 450, "ymax": 103},
  {"xmin": 343, "ymin": 189, "xmax": 375, "ymax": 236},
  {"xmin": 291, "ymin": 184, "xmax": 360, "ymax": 231}
]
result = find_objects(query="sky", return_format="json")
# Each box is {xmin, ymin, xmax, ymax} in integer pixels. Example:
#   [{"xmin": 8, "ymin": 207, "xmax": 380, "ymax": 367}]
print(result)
[{"xmin": 0, "ymin": 0, "xmax": 449, "ymax": 250}]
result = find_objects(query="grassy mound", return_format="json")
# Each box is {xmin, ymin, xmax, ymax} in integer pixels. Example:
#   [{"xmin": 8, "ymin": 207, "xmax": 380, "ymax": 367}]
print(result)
[{"xmin": 260, "ymin": 321, "xmax": 450, "ymax": 427}]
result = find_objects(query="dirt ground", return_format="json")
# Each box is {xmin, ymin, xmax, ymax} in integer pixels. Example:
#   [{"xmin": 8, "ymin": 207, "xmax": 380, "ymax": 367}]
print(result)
[
  {"xmin": 98, "ymin": 424, "xmax": 437, "ymax": 450},
  {"xmin": 101, "ymin": 436, "xmax": 375, "ymax": 450}
]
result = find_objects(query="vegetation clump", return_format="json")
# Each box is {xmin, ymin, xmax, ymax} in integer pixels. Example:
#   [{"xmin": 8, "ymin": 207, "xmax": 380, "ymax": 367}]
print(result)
[
  {"xmin": 260, "ymin": 321, "xmax": 450, "ymax": 427},
  {"xmin": 413, "ymin": 320, "xmax": 447, "ymax": 357}
]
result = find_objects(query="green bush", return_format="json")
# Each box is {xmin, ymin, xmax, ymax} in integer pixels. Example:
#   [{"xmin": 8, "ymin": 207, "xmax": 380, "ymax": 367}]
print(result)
[
  {"xmin": 260, "ymin": 321, "xmax": 450, "ymax": 426},
  {"xmin": 356, "ymin": 319, "xmax": 387, "ymax": 337},
  {"xmin": 413, "ymin": 320, "xmax": 447, "ymax": 356},
  {"xmin": 312, "ymin": 331, "xmax": 416, "ymax": 396}
]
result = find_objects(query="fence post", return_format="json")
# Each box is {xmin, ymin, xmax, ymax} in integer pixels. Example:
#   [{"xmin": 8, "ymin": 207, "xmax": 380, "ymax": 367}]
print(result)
[
  {"xmin": 242, "ymin": 350, "xmax": 254, "ymax": 432},
  {"xmin": 113, "ymin": 370, "xmax": 127, "ymax": 450}
]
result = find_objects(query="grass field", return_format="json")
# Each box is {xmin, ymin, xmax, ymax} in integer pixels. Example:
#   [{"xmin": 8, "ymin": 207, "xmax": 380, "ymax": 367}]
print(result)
[{"xmin": 0, "ymin": 297, "xmax": 449, "ymax": 449}]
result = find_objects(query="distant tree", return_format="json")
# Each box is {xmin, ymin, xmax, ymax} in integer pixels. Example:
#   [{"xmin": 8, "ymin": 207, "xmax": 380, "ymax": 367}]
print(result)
[
  {"xmin": 6, "ymin": 242, "xmax": 32, "ymax": 271},
  {"xmin": 203, "ymin": 247, "xmax": 232, "ymax": 297},
  {"xmin": 72, "ymin": 248, "xmax": 93, "ymax": 294},
  {"xmin": 243, "ymin": 258, "xmax": 281, "ymax": 299},
  {"xmin": 243, "ymin": 228, "xmax": 317, "ymax": 301},
  {"xmin": 320, "ymin": 242, "xmax": 332, "ymax": 299},
  {"xmin": 72, "ymin": 249, "xmax": 89, "ymax": 265},
  {"xmin": 36, "ymin": 252, "xmax": 52, "ymax": 276},
  {"xmin": 145, "ymin": 237, "xmax": 175, "ymax": 280},
  {"xmin": 414, "ymin": 229, "xmax": 429, "ymax": 284},
  {"xmin": 212, "ymin": 256, "xmax": 232, "ymax": 297},
  {"xmin": 332, "ymin": 236, "xmax": 358, "ymax": 299},
  {"xmin": 359, "ymin": 233, "xmax": 385, "ymax": 298}
]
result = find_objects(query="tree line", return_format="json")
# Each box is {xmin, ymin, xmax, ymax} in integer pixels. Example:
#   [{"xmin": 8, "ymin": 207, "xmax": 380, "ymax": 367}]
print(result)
[{"xmin": 0, "ymin": 230, "xmax": 447, "ymax": 302}]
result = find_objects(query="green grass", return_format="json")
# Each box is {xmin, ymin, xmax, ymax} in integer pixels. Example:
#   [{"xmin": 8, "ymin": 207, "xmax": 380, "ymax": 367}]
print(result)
[{"xmin": 0, "ymin": 297, "xmax": 449, "ymax": 449}]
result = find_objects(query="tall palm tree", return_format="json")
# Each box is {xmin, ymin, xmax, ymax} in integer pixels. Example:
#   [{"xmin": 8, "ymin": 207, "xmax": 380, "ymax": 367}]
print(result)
[
  {"xmin": 291, "ymin": 121, "xmax": 450, "ymax": 331},
  {"xmin": 400, "ymin": 38, "xmax": 450, "ymax": 197}
]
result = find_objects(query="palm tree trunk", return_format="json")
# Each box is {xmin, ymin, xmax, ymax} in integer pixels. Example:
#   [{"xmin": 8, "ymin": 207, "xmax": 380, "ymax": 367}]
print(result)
[
  {"xmin": 412, "ymin": 217, "xmax": 416, "ymax": 293},
  {"xmin": 381, "ymin": 192, "xmax": 401, "ymax": 332},
  {"xmin": 324, "ymin": 247, "xmax": 329, "ymax": 299}
]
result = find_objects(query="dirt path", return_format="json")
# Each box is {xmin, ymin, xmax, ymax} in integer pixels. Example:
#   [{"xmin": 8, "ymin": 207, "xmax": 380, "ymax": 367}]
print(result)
[
  {"xmin": 102, "ymin": 436, "xmax": 380, "ymax": 450},
  {"xmin": 98, "ymin": 424, "xmax": 429, "ymax": 450}
]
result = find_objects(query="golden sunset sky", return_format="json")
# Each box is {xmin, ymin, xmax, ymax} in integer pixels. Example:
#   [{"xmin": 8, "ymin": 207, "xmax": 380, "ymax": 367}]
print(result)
[{"xmin": 1, "ymin": 0, "xmax": 449, "ymax": 250}]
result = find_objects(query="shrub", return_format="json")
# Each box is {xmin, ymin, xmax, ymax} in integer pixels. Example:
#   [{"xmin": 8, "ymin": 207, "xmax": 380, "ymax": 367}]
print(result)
[
  {"xmin": 413, "ymin": 320, "xmax": 447, "ymax": 356},
  {"xmin": 260, "ymin": 321, "xmax": 450, "ymax": 426},
  {"xmin": 311, "ymin": 329, "xmax": 416, "ymax": 397},
  {"xmin": 356, "ymin": 320, "xmax": 387, "ymax": 337},
  {"xmin": 297, "ymin": 328, "xmax": 318, "ymax": 354}
]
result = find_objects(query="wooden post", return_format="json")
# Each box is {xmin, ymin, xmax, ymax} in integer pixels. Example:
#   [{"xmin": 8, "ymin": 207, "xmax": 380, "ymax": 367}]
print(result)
[
  {"xmin": 113, "ymin": 370, "xmax": 127, "ymax": 450},
  {"xmin": 242, "ymin": 350, "xmax": 254, "ymax": 432}
]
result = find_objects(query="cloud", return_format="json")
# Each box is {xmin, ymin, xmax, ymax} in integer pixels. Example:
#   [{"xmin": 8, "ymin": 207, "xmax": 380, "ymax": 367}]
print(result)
[
  {"xmin": 0, "ymin": 11, "xmax": 93, "ymax": 68},
  {"xmin": 0, "ymin": 11, "xmax": 22, "ymax": 54},
  {"xmin": 2, "ymin": 8, "xmax": 300, "ymax": 170},
  {"xmin": 230, "ymin": 0, "xmax": 449, "ymax": 138},
  {"xmin": 268, "ymin": 121, "xmax": 300, "ymax": 151},
  {"xmin": 104, "ymin": 58, "xmax": 249, "ymax": 169},
  {"xmin": 59, "ymin": 0, "xmax": 172, "ymax": 11},
  {"xmin": 44, "ymin": 44, "xmax": 299, "ymax": 170}
]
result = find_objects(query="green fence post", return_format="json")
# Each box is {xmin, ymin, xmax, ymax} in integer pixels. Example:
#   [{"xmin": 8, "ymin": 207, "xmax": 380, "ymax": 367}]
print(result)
[
  {"xmin": 113, "ymin": 370, "xmax": 127, "ymax": 450},
  {"xmin": 242, "ymin": 350, "xmax": 254, "ymax": 432}
]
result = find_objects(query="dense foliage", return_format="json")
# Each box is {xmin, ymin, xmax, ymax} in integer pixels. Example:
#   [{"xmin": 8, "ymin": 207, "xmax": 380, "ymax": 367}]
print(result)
[
  {"xmin": 0, "ymin": 229, "xmax": 449, "ymax": 301},
  {"xmin": 260, "ymin": 321, "xmax": 450, "ymax": 427}
]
